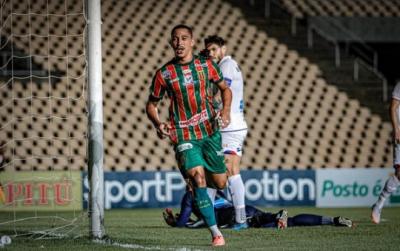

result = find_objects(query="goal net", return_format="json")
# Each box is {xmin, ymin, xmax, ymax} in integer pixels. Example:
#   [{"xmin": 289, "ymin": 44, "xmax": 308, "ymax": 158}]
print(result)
[{"xmin": 0, "ymin": 0, "xmax": 103, "ymax": 239}]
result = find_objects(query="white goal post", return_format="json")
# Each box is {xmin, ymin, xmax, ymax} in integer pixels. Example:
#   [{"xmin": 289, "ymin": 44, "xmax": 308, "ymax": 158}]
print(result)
[
  {"xmin": 0, "ymin": 0, "xmax": 105, "ymax": 240},
  {"xmin": 86, "ymin": 0, "xmax": 105, "ymax": 239}
]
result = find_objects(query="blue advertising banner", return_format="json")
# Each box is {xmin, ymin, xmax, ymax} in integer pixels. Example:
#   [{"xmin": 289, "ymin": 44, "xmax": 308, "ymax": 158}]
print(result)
[
  {"xmin": 241, "ymin": 170, "xmax": 316, "ymax": 206},
  {"xmin": 83, "ymin": 170, "xmax": 316, "ymax": 209},
  {"xmin": 82, "ymin": 171, "xmax": 187, "ymax": 209}
]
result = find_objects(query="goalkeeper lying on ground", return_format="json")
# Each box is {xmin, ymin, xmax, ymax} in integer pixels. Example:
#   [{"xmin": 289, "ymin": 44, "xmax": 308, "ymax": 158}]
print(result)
[{"xmin": 163, "ymin": 191, "xmax": 354, "ymax": 229}]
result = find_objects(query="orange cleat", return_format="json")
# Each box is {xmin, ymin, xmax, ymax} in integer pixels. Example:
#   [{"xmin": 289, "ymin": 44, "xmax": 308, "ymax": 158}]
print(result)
[{"xmin": 212, "ymin": 235, "xmax": 225, "ymax": 247}]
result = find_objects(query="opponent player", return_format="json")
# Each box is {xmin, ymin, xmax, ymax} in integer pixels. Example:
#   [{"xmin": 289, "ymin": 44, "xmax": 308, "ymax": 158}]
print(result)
[
  {"xmin": 163, "ymin": 191, "xmax": 354, "ymax": 229},
  {"xmin": 371, "ymin": 82, "xmax": 400, "ymax": 223},
  {"xmin": 146, "ymin": 24, "xmax": 232, "ymax": 246},
  {"xmin": 203, "ymin": 35, "xmax": 248, "ymax": 230}
]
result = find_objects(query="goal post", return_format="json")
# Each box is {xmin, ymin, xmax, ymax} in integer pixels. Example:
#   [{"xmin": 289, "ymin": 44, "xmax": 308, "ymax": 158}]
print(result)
[
  {"xmin": 86, "ymin": 0, "xmax": 105, "ymax": 239},
  {"xmin": 0, "ymin": 0, "xmax": 105, "ymax": 240}
]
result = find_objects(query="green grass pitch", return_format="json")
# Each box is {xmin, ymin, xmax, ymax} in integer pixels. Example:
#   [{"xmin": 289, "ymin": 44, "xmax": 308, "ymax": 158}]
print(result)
[{"xmin": 1, "ymin": 207, "xmax": 400, "ymax": 250}]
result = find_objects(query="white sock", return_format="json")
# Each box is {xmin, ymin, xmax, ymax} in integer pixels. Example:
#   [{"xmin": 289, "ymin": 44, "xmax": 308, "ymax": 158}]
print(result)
[
  {"xmin": 209, "ymin": 225, "xmax": 222, "ymax": 237},
  {"xmin": 207, "ymin": 188, "xmax": 217, "ymax": 205},
  {"xmin": 228, "ymin": 174, "xmax": 246, "ymax": 224},
  {"xmin": 376, "ymin": 175, "xmax": 400, "ymax": 209}
]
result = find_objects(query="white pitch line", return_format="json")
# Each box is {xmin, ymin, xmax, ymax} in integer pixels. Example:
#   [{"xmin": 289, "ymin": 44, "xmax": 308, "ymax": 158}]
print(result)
[{"xmin": 93, "ymin": 239, "xmax": 210, "ymax": 251}]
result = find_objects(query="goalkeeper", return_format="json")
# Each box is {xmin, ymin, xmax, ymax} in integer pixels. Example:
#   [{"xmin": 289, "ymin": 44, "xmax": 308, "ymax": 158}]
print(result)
[{"xmin": 163, "ymin": 191, "xmax": 354, "ymax": 229}]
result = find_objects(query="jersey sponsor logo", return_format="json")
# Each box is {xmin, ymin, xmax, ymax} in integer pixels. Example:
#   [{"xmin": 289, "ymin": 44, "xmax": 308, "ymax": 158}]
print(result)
[
  {"xmin": 178, "ymin": 109, "xmax": 209, "ymax": 128},
  {"xmin": 195, "ymin": 63, "xmax": 208, "ymax": 68},
  {"xmin": 177, "ymin": 143, "xmax": 193, "ymax": 152},
  {"xmin": 162, "ymin": 70, "xmax": 171, "ymax": 79},
  {"xmin": 224, "ymin": 77, "xmax": 232, "ymax": 87},
  {"xmin": 183, "ymin": 74, "xmax": 193, "ymax": 86}
]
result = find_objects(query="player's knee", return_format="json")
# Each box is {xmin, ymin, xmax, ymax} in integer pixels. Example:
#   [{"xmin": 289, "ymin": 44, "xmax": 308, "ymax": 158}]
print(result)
[
  {"xmin": 192, "ymin": 173, "xmax": 207, "ymax": 187},
  {"xmin": 214, "ymin": 179, "xmax": 227, "ymax": 190}
]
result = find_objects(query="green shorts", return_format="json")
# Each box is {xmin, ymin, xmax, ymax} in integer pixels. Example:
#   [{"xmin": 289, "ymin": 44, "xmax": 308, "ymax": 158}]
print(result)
[{"xmin": 174, "ymin": 132, "xmax": 226, "ymax": 174}]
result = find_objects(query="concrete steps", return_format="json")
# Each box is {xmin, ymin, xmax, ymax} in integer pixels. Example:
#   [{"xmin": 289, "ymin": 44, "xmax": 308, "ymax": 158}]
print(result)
[{"xmin": 230, "ymin": 0, "xmax": 389, "ymax": 121}]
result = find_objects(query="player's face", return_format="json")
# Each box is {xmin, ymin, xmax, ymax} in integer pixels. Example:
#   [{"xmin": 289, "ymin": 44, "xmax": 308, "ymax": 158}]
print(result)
[
  {"xmin": 206, "ymin": 43, "xmax": 225, "ymax": 63},
  {"xmin": 171, "ymin": 28, "xmax": 194, "ymax": 61}
]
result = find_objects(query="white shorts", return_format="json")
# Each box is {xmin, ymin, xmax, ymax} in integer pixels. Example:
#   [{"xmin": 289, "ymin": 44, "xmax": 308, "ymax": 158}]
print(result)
[{"xmin": 221, "ymin": 129, "xmax": 247, "ymax": 157}]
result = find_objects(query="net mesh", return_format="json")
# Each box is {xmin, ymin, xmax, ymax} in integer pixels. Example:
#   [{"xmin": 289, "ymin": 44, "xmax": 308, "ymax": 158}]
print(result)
[{"xmin": 0, "ymin": 0, "xmax": 89, "ymax": 238}]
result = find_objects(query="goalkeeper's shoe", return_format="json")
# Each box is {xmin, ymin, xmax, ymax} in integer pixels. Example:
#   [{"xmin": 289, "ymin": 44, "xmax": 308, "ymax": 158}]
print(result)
[
  {"xmin": 276, "ymin": 209, "xmax": 288, "ymax": 229},
  {"xmin": 232, "ymin": 222, "xmax": 248, "ymax": 231},
  {"xmin": 212, "ymin": 235, "xmax": 225, "ymax": 247},
  {"xmin": 334, "ymin": 216, "xmax": 354, "ymax": 227},
  {"xmin": 371, "ymin": 203, "xmax": 382, "ymax": 224}
]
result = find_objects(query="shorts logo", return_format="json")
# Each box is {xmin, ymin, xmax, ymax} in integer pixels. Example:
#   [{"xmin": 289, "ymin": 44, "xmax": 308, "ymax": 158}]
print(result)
[
  {"xmin": 177, "ymin": 143, "xmax": 193, "ymax": 152},
  {"xmin": 216, "ymin": 150, "xmax": 224, "ymax": 156}
]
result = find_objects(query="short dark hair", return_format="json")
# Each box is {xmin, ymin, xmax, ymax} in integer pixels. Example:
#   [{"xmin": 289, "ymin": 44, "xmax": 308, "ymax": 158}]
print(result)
[
  {"xmin": 204, "ymin": 35, "xmax": 226, "ymax": 47},
  {"xmin": 171, "ymin": 24, "xmax": 193, "ymax": 38}
]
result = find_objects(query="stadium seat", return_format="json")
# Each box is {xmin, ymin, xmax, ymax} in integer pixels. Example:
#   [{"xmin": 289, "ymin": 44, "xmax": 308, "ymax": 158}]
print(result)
[{"xmin": 0, "ymin": 0, "xmax": 394, "ymax": 172}]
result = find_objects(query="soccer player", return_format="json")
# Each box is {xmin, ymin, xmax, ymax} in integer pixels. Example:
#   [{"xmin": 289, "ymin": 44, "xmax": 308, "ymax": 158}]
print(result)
[
  {"xmin": 146, "ymin": 24, "xmax": 232, "ymax": 246},
  {"xmin": 371, "ymin": 82, "xmax": 400, "ymax": 224},
  {"xmin": 203, "ymin": 35, "xmax": 248, "ymax": 230},
  {"xmin": 163, "ymin": 191, "xmax": 354, "ymax": 229}
]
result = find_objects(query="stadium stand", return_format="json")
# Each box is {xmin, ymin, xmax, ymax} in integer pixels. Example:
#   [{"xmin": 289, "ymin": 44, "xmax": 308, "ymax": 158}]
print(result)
[
  {"xmin": 281, "ymin": 0, "xmax": 400, "ymax": 18},
  {"xmin": 0, "ymin": 0, "xmax": 394, "ymax": 171}
]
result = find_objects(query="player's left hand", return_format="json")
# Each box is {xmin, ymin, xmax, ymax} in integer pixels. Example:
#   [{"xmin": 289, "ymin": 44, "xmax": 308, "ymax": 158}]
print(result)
[
  {"xmin": 219, "ymin": 110, "xmax": 230, "ymax": 129},
  {"xmin": 162, "ymin": 208, "xmax": 176, "ymax": 227},
  {"xmin": 156, "ymin": 122, "xmax": 171, "ymax": 139}
]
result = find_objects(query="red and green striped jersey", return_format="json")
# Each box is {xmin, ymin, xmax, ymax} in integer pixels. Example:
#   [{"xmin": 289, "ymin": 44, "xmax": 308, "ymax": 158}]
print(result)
[{"xmin": 149, "ymin": 55, "xmax": 224, "ymax": 143}]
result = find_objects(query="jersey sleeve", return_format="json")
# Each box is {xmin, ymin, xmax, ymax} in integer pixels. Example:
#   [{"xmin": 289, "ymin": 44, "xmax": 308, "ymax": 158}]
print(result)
[
  {"xmin": 149, "ymin": 70, "xmax": 167, "ymax": 101},
  {"xmin": 207, "ymin": 60, "xmax": 224, "ymax": 84},
  {"xmin": 393, "ymin": 83, "xmax": 400, "ymax": 100},
  {"xmin": 219, "ymin": 60, "xmax": 236, "ymax": 87}
]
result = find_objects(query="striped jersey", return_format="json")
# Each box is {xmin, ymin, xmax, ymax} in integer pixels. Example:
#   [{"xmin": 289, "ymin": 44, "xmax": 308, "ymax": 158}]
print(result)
[{"xmin": 150, "ymin": 55, "xmax": 224, "ymax": 143}]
